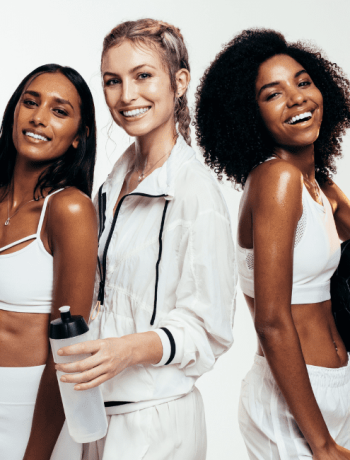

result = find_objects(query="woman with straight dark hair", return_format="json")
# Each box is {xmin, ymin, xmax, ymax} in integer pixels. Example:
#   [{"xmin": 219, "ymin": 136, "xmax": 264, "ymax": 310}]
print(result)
[
  {"xmin": 0, "ymin": 63, "xmax": 98, "ymax": 460},
  {"xmin": 195, "ymin": 30, "xmax": 350, "ymax": 459}
]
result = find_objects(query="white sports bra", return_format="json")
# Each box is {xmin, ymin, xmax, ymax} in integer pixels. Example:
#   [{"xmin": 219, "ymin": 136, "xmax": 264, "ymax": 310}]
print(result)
[
  {"xmin": 237, "ymin": 182, "xmax": 341, "ymax": 304},
  {"xmin": 0, "ymin": 189, "xmax": 64, "ymax": 314}
]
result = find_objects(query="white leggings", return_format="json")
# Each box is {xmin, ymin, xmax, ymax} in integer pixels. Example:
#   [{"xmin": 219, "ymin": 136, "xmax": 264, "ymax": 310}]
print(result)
[
  {"xmin": 238, "ymin": 354, "xmax": 350, "ymax": 460},
  {"xmin": 0, "ymin": 364, "xmax": 45, "ymax": 460}
]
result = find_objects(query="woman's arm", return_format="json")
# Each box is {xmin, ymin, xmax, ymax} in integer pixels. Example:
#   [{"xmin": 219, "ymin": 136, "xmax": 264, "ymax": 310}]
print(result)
[
  {"xmin": 322, "ymin": 179, "xmax": 350, "ymax": 241},
  {"xmin": 23, "ymin": 188, "xmax": 98, "ymax": 460},
  {"xmin": 252, "ymin": 161, "xmax": 345, "ymax": 458}
]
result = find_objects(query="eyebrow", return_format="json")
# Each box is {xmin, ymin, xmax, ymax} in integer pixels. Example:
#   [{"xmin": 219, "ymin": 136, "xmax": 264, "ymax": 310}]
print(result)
[
  {"xmin": 23, "ymin": 90, "xmax": 74, "ymax": 110},
  {"xmin": 103, "ymin": 64, "xmax": 157, "ymax": 78},
  {"xmin": 257, "ymin": 69, "xmax": 308, "ymax": 97}
]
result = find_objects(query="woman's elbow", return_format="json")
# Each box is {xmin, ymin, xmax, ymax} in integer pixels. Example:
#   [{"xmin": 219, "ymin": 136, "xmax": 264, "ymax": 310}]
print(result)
[{"xmin": 254, "ymin": 317, "xmax": 294, "ymax": 346}]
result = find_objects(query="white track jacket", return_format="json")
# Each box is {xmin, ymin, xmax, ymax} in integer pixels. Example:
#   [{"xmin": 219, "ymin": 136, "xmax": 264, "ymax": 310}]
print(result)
[{"xmin": 89, "ymin": 135, "xmax": 237, "ymax": 413}]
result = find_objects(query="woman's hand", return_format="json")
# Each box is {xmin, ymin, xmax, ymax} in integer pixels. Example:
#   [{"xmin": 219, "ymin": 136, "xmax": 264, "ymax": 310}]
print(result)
[
  {"xmin": 56, "ymin": 337, "xmax": 132, "ymax": 390},
  {"xmin": 55, "ymin": 331, "xmax": 163, "ymax": 390}
]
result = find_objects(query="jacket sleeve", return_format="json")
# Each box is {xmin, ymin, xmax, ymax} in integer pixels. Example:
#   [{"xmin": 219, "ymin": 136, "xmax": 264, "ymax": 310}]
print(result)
[{"xmin": 153, "ymin": 198, "xmax": 237, "ymax": 378}]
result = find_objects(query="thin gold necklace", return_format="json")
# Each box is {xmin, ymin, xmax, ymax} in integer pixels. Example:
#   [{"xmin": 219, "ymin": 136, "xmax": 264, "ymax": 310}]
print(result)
[
  {"xmin": 134, "ymin": 150, "xmax": 172, "ymax": 183},
  {"xmin": 5, "ymin": 194, "xmax": 43, "ymax": 226},
  {"xmin": 303, "ymin": 175, "xmax": 321, "ymax": 202}
]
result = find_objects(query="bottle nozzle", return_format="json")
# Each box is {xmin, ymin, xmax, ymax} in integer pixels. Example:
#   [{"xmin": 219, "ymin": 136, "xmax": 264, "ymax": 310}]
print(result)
[{"xmin": 59, "ymin": 306, "xmax": 71, "ymax": 322}]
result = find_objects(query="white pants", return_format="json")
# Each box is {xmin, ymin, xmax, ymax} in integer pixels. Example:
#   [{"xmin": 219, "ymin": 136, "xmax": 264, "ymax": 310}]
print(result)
[
  {"xmin": 238, "ymin": 354, "xmax": 350, "ymax": 459},
  {"xmin": 0, "ymin": 364, "xmax": 45, "ymax": 460},
  {"xmin": 81, "ymin": 387, "xmax": 206, "ymax": 460}
]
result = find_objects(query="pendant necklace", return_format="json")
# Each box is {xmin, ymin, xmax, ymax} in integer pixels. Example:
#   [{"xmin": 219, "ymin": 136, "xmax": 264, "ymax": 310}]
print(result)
[
  {"xmin": 134, "ymin": 150, "xmax": 172, "ymax": 183},
  {"xmin": 303, "ymin": 174, "xmax": 322, "ymax": 203},
  {"xmin": 5, "ymin": 194, "xmax": 43, "ymax": 226}
]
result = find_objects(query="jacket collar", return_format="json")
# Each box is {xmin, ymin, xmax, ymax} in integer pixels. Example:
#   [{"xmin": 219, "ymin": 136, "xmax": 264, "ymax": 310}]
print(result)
[{"xmin": 103, "ymin": 135, "xmax": 195, "ymax": 217}]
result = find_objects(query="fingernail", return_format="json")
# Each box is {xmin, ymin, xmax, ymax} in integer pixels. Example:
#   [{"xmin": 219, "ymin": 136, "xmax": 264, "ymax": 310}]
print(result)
[
  {"xmin": 61, "ymin": 376, "xmax": 67, "ymax": 382},
  {"xmin": 75, "ymin": 385, "xmax": 81, "ymax": 391},
  {"xmin": 57, "ymin": 350, "xmax": 63, "ymax": 355}
]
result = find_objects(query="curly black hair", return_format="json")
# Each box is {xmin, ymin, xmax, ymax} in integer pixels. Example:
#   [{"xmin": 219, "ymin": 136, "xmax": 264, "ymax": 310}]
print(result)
[{"xmin": 194, "ymin": 29, "xmax": 350, "ymax": 187}]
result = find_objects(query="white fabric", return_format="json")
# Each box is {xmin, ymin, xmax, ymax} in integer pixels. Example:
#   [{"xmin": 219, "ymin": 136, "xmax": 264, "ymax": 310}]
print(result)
[
  {"xmin": 0, "ymin": 364, "xmax": 45, "ymax": 459},
  {"xmin": 82, "ymin": 387, "xmax": 206, "ymax": 460},
  {"xmin": 152, "ymin": 329, "xmax": 172, "ymax": 366},
  {"xmin": 90, "ymin": 134, "xmax": 237, "ymax": 407},
  {"xmin": 237, "ymin": 183, "xmax": 341, "ymax": 304},
  {"xmin": 50, "ymin": 421, "xmax": 82, "ymax": 460},
  {"xmin": 238, "ymin": 354, "xmax": 350, "ymax": 459},
  {"xmin": 0, "ymin": 188, "xmax": 64, "ymax": 314}
]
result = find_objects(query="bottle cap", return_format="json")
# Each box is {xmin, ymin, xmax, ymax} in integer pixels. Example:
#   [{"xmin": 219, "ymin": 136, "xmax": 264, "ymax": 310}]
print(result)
[{"xmin": 49, "ymin": 306, "xmax": 89, "ymax": 339}]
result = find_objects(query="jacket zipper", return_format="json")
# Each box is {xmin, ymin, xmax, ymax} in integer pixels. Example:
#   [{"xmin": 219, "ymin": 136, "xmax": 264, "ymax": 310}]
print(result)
[{"xmin": 97, "ymin": 187, "xmax": 169, "ymax": 324}]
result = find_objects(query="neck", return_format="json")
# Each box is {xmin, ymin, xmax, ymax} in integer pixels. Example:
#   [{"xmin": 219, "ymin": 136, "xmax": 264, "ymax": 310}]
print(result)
[
  {"xmin": 9, "ymin": 157, "xmax": 47, "ymax": 205},
  {"xmin": 134, "ymin": 119, "xmax": 177, "ymax": 168},
  {"xmin": 273, "ymin": 143, "xmax": 316, "ymax": 180}
]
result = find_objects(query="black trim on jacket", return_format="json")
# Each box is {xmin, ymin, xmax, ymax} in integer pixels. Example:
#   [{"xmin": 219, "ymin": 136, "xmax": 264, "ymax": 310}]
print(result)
[
  {"xmin": 160, "ymin": 327, "xmax": 176, "ymax": 364},
  {"xmin": 97, "ymin": 187, "xmax": 169, "ymax": 326}
]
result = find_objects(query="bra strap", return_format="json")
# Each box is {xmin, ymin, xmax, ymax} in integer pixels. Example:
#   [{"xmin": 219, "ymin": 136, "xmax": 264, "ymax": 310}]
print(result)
[{"xmin": 36, "ymin": 188, "xmax": 65, "ymax": 236}]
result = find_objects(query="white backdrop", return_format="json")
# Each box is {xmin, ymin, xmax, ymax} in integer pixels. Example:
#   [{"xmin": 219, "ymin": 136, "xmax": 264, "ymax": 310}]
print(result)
[{"xmin": 2, "ymin": 1, "xmax": 350, "ymax": 458}]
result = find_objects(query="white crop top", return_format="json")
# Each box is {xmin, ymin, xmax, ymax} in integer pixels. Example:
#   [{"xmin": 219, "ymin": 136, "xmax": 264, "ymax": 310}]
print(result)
[
  {"xmin": 237, "ymin": 183, "xmax": 341, "ymax": 304},
  {"xmin": 0, "ymin": 189, "xmax": 64, "ymax": 314}
]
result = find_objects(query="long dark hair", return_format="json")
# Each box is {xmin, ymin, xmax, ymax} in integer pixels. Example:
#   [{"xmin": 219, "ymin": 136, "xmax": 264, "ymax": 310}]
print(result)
[{"xmin": 0, "ymin": 64, "xmax": 97, "ymax": 198}]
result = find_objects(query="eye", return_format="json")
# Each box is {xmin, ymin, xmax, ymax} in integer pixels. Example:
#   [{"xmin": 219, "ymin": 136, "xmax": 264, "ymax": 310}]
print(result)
[
  {"xmin": 138, "ymin": 72, "xmax": 151, "ymax": 80},
  {"xmin": 266, "ymin": 92, "xmax": 279, "ymax": 101},
  {"xmin": 104, "ymin": 78, "xmax": 120, "ymax": 87},
  {"xmin": 23, "ymin": 99, "xmax": 37, "ymax": 107},
  {"xmin": 53, "ymin": 108, "xmax": 68, "ymax": 117},
  {"xmin": 298, "ymin": 80, "xmax": 312, "ymax": 88}
]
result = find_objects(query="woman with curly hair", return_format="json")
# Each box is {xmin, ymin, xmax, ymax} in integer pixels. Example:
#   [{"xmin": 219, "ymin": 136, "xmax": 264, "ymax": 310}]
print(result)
[
  {"xmin": 195, "ymin": 29, "xmax": 350, "ymax": 459},
  {"xmin": 54, "ymin": 18, "xmax": 236, "ymax": 460}
]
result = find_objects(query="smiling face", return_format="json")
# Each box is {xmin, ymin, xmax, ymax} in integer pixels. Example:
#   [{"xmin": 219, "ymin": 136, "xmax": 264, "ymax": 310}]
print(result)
[
  {"xmin": 101, "ymin": 40, "xmax": 177, "ymax": 139},
  {"xmin": 12, "ymin": 72, "xmax": 81, "ymax": 164},
  {"xmin": 255, "ymin": 54, "xmax": 323, "ymax": 151}
]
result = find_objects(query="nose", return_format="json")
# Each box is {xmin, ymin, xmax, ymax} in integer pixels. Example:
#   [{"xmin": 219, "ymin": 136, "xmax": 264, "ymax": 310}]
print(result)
[
  {"xmin": 286, "ymin": 86, "xmax": 305, "ymax": 107},
  {"xmin": 120, "ymin": 80, "xmax": 137, "ymax": 104},
  {"xmin": 30, "ymin": 105, "xmax": 49, "ymax": 126}
]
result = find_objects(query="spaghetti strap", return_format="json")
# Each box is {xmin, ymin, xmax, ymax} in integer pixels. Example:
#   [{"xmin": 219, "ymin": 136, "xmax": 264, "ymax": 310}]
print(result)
[
  {"xmin": 36, "ymin": 188, "xmax": 65, "ymax": 236},
  {"xmin": 0, "ymin": 235, "xmax": 37, "ymax": 253}
]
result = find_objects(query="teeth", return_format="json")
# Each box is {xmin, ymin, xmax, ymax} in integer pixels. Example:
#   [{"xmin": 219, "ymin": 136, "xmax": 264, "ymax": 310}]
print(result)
[
  {"xmin": 122, "ymin": 107, "xmax": 150, "ymax": 117},
  {"xmin": 25, "ymin": 132, "xmax": 49, "ymax": 141},
  {"xmin": 286, "ymin": 111, "xmax": 312, "ymax": 125}
]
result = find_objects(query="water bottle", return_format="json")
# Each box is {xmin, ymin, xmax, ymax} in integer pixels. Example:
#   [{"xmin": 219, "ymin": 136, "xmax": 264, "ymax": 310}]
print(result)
[{"xmin": 49, "ymin": 306, "xmax": 108, "ymax": 443}]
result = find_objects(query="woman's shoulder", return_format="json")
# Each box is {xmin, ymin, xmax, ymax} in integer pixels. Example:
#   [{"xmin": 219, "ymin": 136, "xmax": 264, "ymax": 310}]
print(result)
[
  {"xmin": 247, "ymin": 158, "xmax": 303, "ymax": 196},
  {"xmin": 174, "ymin": 156, "xmax": 230, "ymax": 217},
  {"xmin": 47, "ymin": 187, "xmax": 96, "ymax": 222}
]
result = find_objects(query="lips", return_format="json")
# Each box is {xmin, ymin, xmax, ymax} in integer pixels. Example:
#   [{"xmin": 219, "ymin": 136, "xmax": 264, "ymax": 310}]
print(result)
[
  {"xmin": 23, "ymin": 130, "xmax": 51, "ymax": 141},
  {"xmin": 285, "ymin": 111, "xmax": 313, "ymax": 125},
  {"xmin": 120, "ymin": 107, "xmax": 151, "ymax": 118}
]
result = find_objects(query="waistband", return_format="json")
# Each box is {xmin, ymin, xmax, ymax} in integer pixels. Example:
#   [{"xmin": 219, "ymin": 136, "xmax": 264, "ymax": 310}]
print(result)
[
  {"xmin": 105, "ymin": 393, "xmax": 185, "ymax": 415},
  {"xmin": 252, "ymin": 354, "xmax": 350, "ymax": 388},
  {"xmin": 0, "ymin": 364, "xmax": 45, "ymax": 403}
]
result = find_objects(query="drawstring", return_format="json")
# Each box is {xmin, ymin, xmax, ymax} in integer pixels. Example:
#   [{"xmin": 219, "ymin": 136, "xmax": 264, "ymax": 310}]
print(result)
[
  {"xmin": 151, "ymin": 201, "xmax": 170, "ymax": 325},
  {"xmin": 98, "ymin": 184, "xmax": 107, "ymax": 240},
  {"xmin": 90, "ymin": 300, "xmax": 101, "ymax": 321}
]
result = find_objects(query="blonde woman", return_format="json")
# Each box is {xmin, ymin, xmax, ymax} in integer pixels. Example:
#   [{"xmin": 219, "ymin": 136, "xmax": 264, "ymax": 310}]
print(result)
[{"xmin": 56, "ymin": 19, "xmax": 237, "ymax": 460}]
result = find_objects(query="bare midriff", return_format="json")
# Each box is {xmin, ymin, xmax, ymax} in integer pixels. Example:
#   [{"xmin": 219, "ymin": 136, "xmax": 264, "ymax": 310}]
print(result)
[
  {"xmin": 245, "ymin": 295, "xmax": 348, "ymax": 368},
  {"xmin": 0, "ymin": 310, "xmax": 50, "ymax": 367}
]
